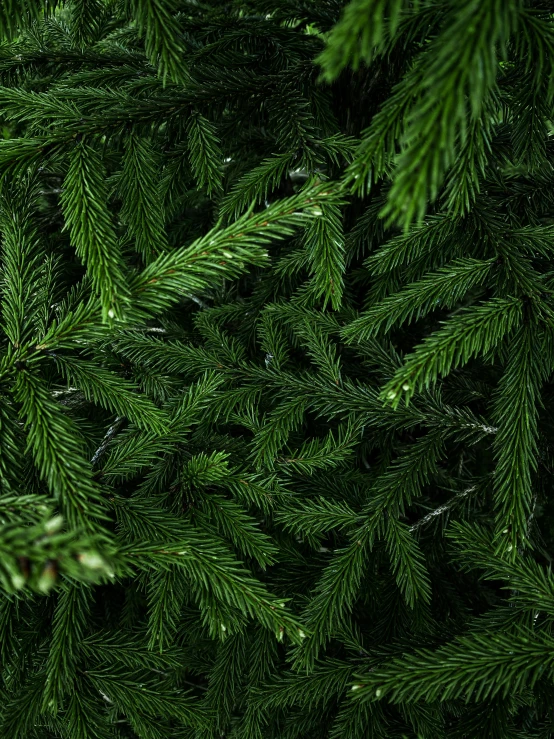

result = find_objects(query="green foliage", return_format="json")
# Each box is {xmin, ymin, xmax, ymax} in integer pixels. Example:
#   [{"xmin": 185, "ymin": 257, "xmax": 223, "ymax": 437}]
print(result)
[
  {"xmin": 317, "ymin": 0, "xmax": 415, "ymax": 81},
  {"xmin": 119, "ymin": 133, "xmax": 169, "ymax": 262},
  {"xmin": 186, "ymin": 111, "xmax": 223, "ymax": 196},
  {"xmin": 60, "ymin": 141, "xmax": 129, "ymax": 323},
  {"xmin": 129, "ymin": 0, "xmax": 189, "ymax": 85},
  {"xmin": 1, "ymin": 0, "xmax": 554, "ymax": 737},
  {"xmin": 0, "ymin": 0, "xmax": 56, "ymax": 41},
  {"xmin": 352, "ymin": 625, "xmax": 554, "ymax": 702}
]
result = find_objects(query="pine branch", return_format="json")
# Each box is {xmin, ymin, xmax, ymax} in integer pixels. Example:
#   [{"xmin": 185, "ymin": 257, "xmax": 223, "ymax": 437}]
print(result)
[
  {"xmin": 60, "ymin": 141, "xmax": 129, "ymax": 323},
  {"xmin": 317, "ymin": 0, "xmax": 416, "ymax": 81},
  {"xmin": 128, "ymin": 183, "xmax": 339, "ymax": 317},
  {"xmin": 491, "ymin": 324, "xmax": 546, "ymax": 554},
  {"xmin": 448, "ymin": 521, "xmax": 554, "ymax": 618},
  {"xmin": 85, "ymin": 667, "xmax": 209, "ymax": 729},
  {"xmin": 381, "ymin": 297, "xmax": 523, "ymax": 407},
  {"xmin": 11, "ymin": 370, "xmax": 108, "ymax": 529},
  {"xmin": 42, "ymin": 584, "xmax": 93, "ymax": 713},
  {"xmin": 220, "ymin": 151, "xmax": 297, "ymax": 221},
  {"xmin": 380, "ymin": 0, "xmax": 520, "ymax": 228},
  {"xmin": 129, "ymin": 0, "xmax": 188, "ymax": 85},
  {"xmin": 0, "ymin": 0, "xmax": 56, "ymax": 41},
  {"xmin": 119, "ymin": 132, "xmax": 169, "ymax": 262},
  {"xmin": 342, "ymin": 258, "xmax": 495, "ymax": 342},
  {"xmin": 186, "ymin": 110, "xmax": 223, "ymax": 196},
  {"xmin": 54, "ymin": 355, "xmax": 169, "ymax": 432},
  {"xmin": 303, "ymin": 196, "xmax": 346, "ymax": 310},
  {"xmin": 352, "ymin": 625, "xmax": 554, "ymax": 703},
  {"xmin": 0, "ymin": 179, "xmax": 44, "ymax": 348},
  {"xmin": 68, "ymin": 0, "xmax": 105, "ymax": 49}
]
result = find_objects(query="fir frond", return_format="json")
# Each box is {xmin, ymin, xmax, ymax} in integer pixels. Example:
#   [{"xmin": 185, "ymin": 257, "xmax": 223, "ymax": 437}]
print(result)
[
  {"xmin": 119, "ymin": 132, "xmax": 169, "ymax": 262},
  {"xmin": 381, "ymin": 298, "xmax": 523, "ymax": 407},
  {"xmin": 128, "ymin": 0, "xmax": 188, "ymax": 85},
  {"xmin": 353, "ymin": 626, "xmax": 554, "ymax": 703},
  {"xmin": 60, "ymin": 141, "xmax": 129, "ymax": 323}
]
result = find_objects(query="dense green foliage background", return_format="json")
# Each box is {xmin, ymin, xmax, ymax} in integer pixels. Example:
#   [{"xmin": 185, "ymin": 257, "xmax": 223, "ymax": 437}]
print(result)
[{"xmin": 2, "ymin": 0, "xmax": 554, "ymax": 736}]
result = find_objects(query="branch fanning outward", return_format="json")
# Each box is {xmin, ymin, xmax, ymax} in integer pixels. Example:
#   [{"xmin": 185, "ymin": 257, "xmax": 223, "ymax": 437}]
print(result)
[
  {"xmin": 342, "ymin": 258, "xmax": 495, "ymax": 342},
  {"xmin": 2, "ymin": 1, "xmax": 554, "ymax": 736}
]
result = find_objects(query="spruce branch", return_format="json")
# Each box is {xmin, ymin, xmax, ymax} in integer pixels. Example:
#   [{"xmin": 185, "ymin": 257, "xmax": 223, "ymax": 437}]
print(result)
[
  {"xmin": 491, "ymin": 324, "xmax": 546, "ymax": 555},
  {"xmin": 353, "ymin": 626, "xmax": 554, "ymax": 703},
  {"xmin": 11, "ymin": 370, "xmax": 108, "ymax": 529},
  {"xmin": 381, "ymin": 298, "xmax": 523, "ymax": 407},
  {"xmin": 119, "ymin": 132, "xmax": 169, "ymax": 262},
  {"xmin": 60, "ymin": 142, "xmax": 129, "ymax": 323}
]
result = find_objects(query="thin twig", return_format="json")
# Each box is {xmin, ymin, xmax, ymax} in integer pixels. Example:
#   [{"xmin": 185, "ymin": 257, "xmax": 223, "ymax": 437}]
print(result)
[
  {"xmin": 410, "ymin": 486, "xmax": 476, "ymax": 533},
  {"xmin": 526, "ymin": 492, "xmax": 538, "ymax": 536},
  {"xmin": 52, "ymin": 387, "xmax": 79, "ymax": 397},
  {"xmin": 186, "ymin": 294, "xmax": 209, "ymax": 309},
  {"xmin": 91, "ymin": 417, "xmax": 124, "ymax": 466}
]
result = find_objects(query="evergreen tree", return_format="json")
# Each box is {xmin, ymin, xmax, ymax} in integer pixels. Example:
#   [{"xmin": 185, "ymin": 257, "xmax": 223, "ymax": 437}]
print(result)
[{"xmin": 1, "ymin": 0, "xmax": 554, "ymax": 737}]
